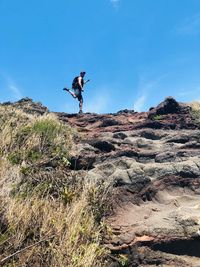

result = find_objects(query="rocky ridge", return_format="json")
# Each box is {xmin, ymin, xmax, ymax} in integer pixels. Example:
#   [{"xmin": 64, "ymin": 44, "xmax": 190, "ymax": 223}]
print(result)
[{"xmin": 2, "ymin": 97, "xmax": 200, "ymax": 266}]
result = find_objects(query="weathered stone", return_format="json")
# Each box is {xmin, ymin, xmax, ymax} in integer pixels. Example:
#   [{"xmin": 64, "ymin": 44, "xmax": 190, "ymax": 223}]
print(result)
[
  {"xmin": 182, "ymin": 141, "xmax": 200, "ymax": 149},
  {"xmin": 113, "ymin": 132, "xmax": 127, "ymax": 139},
  {"xmin": 155, "ymin": 152, "xmax": 176, "ymax": 163},
  {"xmin": 100, "ymin": 118, "xmax": 119, "ymax": 127},
  {"xmin": 70, "ymin": 155, "xmax": 95, "ymax": 170},
  {"xmin": 148, "ymin": 97, "xmax": 181, "ymax": 119},
  {"xmin": 140, "ymin": 129, "xmax": 163, "ymax": 140},
  {"xmin": 112, "ymin": 170, "xmax": 132, "ymax": 186},
  {"xmin": 89, "ymin": 140, "xmax": 115, "ymax": 152}
]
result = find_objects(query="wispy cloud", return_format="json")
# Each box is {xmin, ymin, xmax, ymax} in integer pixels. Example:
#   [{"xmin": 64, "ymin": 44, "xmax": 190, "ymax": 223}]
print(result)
[
  {"xmin": 133, "ymin": 94, "xmax": 147, "ymax": 112},
  {"xmin": 176, "ymin": 13, "xmax": 200, "ymax": 35},
  {"xmin": 8, "ymin": 84, "xmax": 23, "ymax": 100},
  {"xmin": 109, "ymin": 0, "xmax": 121, "ymax": 9},
  {"xmin": 110, "ymin": 0, "xmax": 120, "ymax": 3},
  {"xmin": 0, "ymin": 72, "xmax": 23, "ymax": 101},
  {"xmin": 133, "ymin": 78, "xmax": 161, "ymax": 112}
]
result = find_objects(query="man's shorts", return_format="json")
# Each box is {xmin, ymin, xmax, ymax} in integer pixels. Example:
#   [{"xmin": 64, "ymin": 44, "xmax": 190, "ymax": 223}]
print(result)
[{"xmin": 74, "ymin": 88, "xmax": 83, "ymax": 102}]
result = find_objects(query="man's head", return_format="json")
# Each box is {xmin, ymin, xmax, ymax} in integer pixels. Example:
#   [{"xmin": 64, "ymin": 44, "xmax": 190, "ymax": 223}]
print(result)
[{"xmin": 80, "ymin": 71, "xmax": 86, "ymax": 77}]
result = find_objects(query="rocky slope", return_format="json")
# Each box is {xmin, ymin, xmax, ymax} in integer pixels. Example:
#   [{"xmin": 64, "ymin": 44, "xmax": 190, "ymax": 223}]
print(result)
[{"xmin": 2, "ymin": 97, "xmax": 200, "ymax": 266}]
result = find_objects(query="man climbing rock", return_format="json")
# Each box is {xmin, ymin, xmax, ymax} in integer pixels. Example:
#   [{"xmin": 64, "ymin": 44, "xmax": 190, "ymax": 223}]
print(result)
[{"xmin": 63, "ymin": 71, "xmax": 89, "ymax": 114}]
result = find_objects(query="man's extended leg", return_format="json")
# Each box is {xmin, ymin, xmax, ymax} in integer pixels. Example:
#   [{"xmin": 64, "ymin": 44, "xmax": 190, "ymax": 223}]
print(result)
[{"xmin": 63, "ymin": 88, "xmax": 76, "ymax": 98}]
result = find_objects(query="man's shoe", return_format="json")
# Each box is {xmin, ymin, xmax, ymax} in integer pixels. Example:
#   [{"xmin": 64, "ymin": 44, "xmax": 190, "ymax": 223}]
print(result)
[
  {"xmin": 79, "ymin": 110, "xmax": 83, "ymax": 114},
  {"xmin": 63, "ymin": 88, "xmax": 69, "ymax": 91}
]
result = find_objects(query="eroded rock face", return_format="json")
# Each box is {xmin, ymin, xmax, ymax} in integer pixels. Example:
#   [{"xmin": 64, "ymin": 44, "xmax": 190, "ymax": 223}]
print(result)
[
  {"xmin": 3, "ymin": 97, "xmax": 200, "ymax": 266},
  {"xmin": 55, "ymin": 98, "xmax": 200, "ymax": 266}
]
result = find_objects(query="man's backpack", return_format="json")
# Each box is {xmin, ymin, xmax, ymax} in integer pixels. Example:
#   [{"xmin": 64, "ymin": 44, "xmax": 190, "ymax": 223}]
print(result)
[
  {"xmin": 72, "ymin": 77, "xmax": 79, "ymax": 89},
  {"xmin": 72, "ymin": 76, "xmax": 84, "ymax": 89}
]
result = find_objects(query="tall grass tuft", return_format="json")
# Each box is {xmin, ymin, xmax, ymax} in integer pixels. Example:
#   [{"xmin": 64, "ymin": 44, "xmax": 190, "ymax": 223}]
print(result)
[
  {"xmin": 0, "ymin": 186, "xmax": 109, "ymax": 266},
  {"xmin": 0, "ymin": 105, "xmax": 73, "ymax": 167},
  {"xmin": 190, "ymin": 101, "xmax": 200, "ymax": 125}
]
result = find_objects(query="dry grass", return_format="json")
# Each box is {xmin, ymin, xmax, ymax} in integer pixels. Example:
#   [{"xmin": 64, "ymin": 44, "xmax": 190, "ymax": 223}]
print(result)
[
  {"xmin": 0, "ymin": 105, "xmax": 111, "ymax": 266},
  {"xmin": 0, "ymin": 105, "xmax": 73, "ymax": 167},
  {"xmin": 0, "ymin": 188, "xmax": 108, "ymax": 267},
  {"xmin": 190, "ymin": 101, "xmax": 200, "ymax": 124}
]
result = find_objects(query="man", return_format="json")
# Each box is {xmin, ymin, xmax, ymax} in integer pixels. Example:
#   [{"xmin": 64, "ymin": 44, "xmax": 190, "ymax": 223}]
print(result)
[{"xmin": 63, "ymin": 71, "xmax": 89, "ymax": 114}]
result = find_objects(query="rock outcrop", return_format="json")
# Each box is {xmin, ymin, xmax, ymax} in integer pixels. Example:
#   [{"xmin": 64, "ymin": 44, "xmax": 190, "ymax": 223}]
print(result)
[
  {"xmin": 2, "ymin": 97, "xmax": 49, "ymax": 115},
  {"xmin": 148, "ymin": 96, "xmax": 191, "ymax": 119},
  {"xmin": 55, "ymin": 97, "xmax": 200, "ymax": 266}
]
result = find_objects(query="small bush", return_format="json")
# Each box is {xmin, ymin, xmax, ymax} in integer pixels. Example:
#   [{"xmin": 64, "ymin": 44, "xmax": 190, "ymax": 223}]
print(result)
[
  {"xmin": 0, "ymin": 106, "xmax": 73, "ymax": 167},
  {"xmin": 190, "ymin": 101, "xmax": 200, "ymax": 125},
  {"xmin": 152, "ymin": 115, "xmax": 163, "ymax": 120},
  {"xmin": 118, "ymin": 254, "xmax": 129, "ymax": 266},
  {"xmin": 7, "ymin": 152, "xmax": 22, "ymax": 165},
  {"xmin": 32, "ymin": 119, "xmax": 60, "ymax": 140},
  {"xmin": 87, "ymin": 181, "xmax": 113, "ymax": 223}
]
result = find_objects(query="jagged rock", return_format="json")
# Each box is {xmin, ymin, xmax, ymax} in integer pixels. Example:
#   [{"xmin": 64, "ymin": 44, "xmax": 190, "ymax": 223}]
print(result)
[
  {"xmin": 155, "ymin": 152, "xmax": 176, "ymax": 163},
  {"xmin": 148, "ymin": 97, "xmax": 181, "ymax": 119},
  {"xmin": 89, "ymin": 140, "xmax": 115, "ymax": 152},
  {"xmin": 113, "ymin": 132, "xmax": 127, "ymax": 139},
  {"xmin": 100, "ymin": 118, "xmax": 120, "ymax": 127},
  {"xmin": 149, "ymin": 106, "xmax": 155, "ymax": 111},
  {"xmin": 127, "ymin": 175, "xmax": 151, "ymax": 193},
  {"xmin": 182, "ymin": 141, "xmax": 200, "ymax": 149},
  {"xmin": 17, "ymin": 97, "xmax": 33, "ymax": 103},
  {"xmin": 116, "ymin": 109, "xmax": 135, "ymax": 114},
  {"xmin": 179, "ymin": 102, "xmax": 192, "ymax": 113},
  {"xmin": 1, "ymin": 101, "xmax": 12, "ymax": 105},
  {"xmin": 139, "ymin": 129, "xmax": 163, "ymax": 140},
  {"xmin": 70, "ymin": 155, "xmax": 96, "ymax": 170},
  {"xmin": 166, "ymin": 136, "xmax": 189, "ymax": 144},
  {"xmin": 116, "ymin": 149, "xmax": 138, "ymax": 158},
  {"xmin": 2, "ymin": 98, "xmax": 49, "ymax": 115}
]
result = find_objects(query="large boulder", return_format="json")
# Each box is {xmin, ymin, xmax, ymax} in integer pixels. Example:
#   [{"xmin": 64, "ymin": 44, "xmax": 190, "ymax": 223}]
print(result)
[{"xmin": 148, "ymin": 97, "xmax": 181, "ymax": 119}]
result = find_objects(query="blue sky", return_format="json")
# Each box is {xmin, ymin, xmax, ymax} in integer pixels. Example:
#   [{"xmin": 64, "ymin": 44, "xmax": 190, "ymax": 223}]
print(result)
[{"xmin": 0, "ymin": 0, "xmax": 200, "ymax": 113}]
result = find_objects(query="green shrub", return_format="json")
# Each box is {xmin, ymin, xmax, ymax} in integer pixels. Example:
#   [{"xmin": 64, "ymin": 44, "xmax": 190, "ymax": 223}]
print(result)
[
  {"xmin": 20, "ymin": 166, "xmax": 31, "ymax": 175},
  {"xmin": 7, "ymin": 152, "xmax": 22, "ymax": 165},
  {"xmin": 152, "ymin": 114, "xmax": 163, "ymax": 120},
  {"xmin": 27, "ymin": 150, "xmax": 42, "ymax": 161},
  {"xmin": 1, "ymin": 111, "xmax": 73, "ymax": 167},
  {"xmin": 118, "ymin": 254, "xmax": 129, "ymax": 266},
  {"xmin": 32, "ymin": 119, "xmax": 60, "ymax": 140}
]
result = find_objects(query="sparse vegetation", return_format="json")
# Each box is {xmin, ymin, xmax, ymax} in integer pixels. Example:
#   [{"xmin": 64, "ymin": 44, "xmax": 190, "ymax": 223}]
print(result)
[
  {"xmin": 118, "ymin": 254, "xmax": 129, "ymax": 266},
  {"xmin": 190, "ymin": 101, "xmax": 200, "ymax": 125},
  {"xmin": 152, "ymin": 114, "xmax": 164, "ymax": 121},
  {"xmin": 0, "ymin": 105, "xmax": 111, "ymax": 266},
  {"xmin": 0, "ymin": 106, "xmax": 73, "ymax": 167},
  {"xmin": 0, "ymin": 187, "xmax": 109, "ymax": 266}
]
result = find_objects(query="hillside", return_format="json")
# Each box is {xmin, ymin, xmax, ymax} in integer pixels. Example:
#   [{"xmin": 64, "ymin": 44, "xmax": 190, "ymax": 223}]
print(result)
[{"xmin": 1, "ymin": 97, "xmax": 200, "ymax": 266}]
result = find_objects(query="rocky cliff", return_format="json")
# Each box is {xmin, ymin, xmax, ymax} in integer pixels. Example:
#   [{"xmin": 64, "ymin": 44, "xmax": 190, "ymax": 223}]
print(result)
[{"xmin": 1, "ymin": 97, "xmax": 200, "ymax": 266}]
